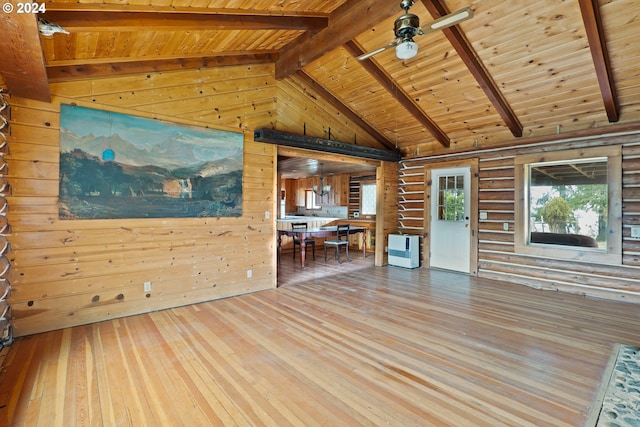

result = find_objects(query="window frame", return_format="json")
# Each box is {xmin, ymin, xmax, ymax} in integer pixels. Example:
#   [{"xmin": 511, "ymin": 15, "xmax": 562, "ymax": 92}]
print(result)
[
  {"xmin": 360, "ymin": 181, "xmax": 377, "ymax": 216},
  {"xmin": 436, "ymin": 173, "xmax": 466, "ymax": 222},
  {"xmin": 514, "ymin": 146, "xmax": 622, "ymax": 264},
  {"xmin": 304, "ymin": 189, "xmax": 320, "ymax": 210}
]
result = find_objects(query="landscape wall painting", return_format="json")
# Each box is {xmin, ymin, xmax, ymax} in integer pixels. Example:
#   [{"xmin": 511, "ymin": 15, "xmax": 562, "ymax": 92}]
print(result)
[{"xmin": 58, "ymin": 104, "xmax": 243, "ymax": 219}]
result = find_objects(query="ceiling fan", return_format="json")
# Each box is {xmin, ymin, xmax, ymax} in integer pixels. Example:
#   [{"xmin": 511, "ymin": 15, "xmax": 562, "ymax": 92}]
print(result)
[{"xmin": 357, "ymin": 0, "xmax": 473, "ymax": 61}]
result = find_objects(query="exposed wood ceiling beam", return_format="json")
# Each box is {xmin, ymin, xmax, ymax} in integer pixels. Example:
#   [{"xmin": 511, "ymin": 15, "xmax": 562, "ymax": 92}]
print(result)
[
  {"xmin": 45, "ymin": 4, "xmax": 329, "ymax": 17},
  {"xmin": 569, "ymin": 163, "xmax": 594, "ymax": 179},
  {"xmin": 421, "ymin": 0, "xmax": 523, "ymax": 138},
  {"xmin": 254, "ymin": 128, "xmax": 401, "ymax": 162},
  {"xmin": 47, "ymin": 53, "xmax": 278, "ymax": 82},
  {"xmin": 532, "ymin": 166, "xmax": 560, "ymax": 181},
  {"xmin": 0, "ymin": 7, "xmax": 50, "ymax": 102},
  {"xmin": 275, "ymin": 0, "xmax": 400, "ymax": 79},
  {"xmin": 344, "ymin": 41, "xmax": 450, "ymax": 148},
  {"xmin": 294, "ymin": 71, "xmax": 397, "ymax": 152},
  {"xmin": 578, "ymin": 0, "xmax": 619, "ymax": 122},
  {"xmin": 42, "ymin": 10, "xmax": 328, "ymax": 32}
]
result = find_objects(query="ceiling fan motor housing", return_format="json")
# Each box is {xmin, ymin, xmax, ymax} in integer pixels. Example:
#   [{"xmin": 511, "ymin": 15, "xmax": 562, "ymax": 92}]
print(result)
[
  {"xmin": 394, "ymin": 13, "xmax": 421, "ymax": 38},
  {"xmin": 400, "ymin": 0, "xmax": 415, "ymax": 11}
]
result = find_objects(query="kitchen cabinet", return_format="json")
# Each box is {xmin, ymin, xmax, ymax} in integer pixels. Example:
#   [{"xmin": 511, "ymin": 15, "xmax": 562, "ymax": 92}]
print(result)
[{"xmin": 291, "ymin": 174, "xmax": 349, "ymax": 207}]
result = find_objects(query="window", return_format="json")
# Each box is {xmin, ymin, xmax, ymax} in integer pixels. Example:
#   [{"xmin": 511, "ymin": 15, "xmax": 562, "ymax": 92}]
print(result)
[
  {"xmin": 360, "ymin": 183, "xmax": 377, "ymax": 216},
  {"xmin": 515, "ymin": 146, "xmax": 621, "ymax": 263},
  {"xmin": 437, "ymin": 174, "xmax": 465, "ymax": 221},
  {"xmin": 305, "ymin": 190, "xmax": 320, "ymax": 210}
]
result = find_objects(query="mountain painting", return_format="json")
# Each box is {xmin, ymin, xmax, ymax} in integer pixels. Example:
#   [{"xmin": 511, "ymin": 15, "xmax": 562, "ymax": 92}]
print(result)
[{"xmin": 58, "ymin": 104, "xmax": 243, "ymax": 219}]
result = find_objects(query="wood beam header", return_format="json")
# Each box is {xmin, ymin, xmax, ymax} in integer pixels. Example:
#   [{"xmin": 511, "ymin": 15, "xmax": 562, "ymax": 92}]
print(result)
[
  {"xmin": 254, "ymin": 128, "xmax": 401, "ymax": 162},
  {"xmin": 42, "ymin": 10, "xmax": 328, "ymax": 32}
]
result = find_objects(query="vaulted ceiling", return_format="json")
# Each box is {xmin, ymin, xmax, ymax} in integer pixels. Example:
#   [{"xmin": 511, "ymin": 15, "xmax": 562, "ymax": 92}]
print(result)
[{"xmin": 1, "ymin": 0, "xmax": 639, "ymax": 159}]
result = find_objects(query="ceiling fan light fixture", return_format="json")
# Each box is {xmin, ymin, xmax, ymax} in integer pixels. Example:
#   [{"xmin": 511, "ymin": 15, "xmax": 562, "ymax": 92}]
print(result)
[{"xmin": 395, "ymin": 40, "xmax": 418, "ymax": 60}]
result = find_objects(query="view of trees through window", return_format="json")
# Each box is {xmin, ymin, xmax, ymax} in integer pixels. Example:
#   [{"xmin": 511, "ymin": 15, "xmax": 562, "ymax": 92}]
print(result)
[
  {"xmin": 437, "ymin": 175, "xmax": 465, "ymax": 221},
  {"xmin": 528, "ymin": 158, "xmax": 608, "ymax": 249}
]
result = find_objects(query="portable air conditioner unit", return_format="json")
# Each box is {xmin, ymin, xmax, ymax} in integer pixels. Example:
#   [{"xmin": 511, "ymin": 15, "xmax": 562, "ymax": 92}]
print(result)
[{"xmin": 388, "ymin": 234, "xmax": 419, "ymax": 268}]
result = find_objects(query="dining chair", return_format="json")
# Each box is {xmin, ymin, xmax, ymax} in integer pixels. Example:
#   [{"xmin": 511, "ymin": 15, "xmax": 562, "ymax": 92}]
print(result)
[
  {"xmin": 324, "ymin": 224, "xmax": 350, "ymax": 263},
  {"xmin": 291, "ymin": 222, "xmax": 315, "ymax": 260}
]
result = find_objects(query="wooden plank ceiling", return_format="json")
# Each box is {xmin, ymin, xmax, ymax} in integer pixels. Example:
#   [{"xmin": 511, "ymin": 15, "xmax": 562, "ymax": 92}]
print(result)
[{"xmin": 0, "ymin": 0, "xmax": 639, "ymax": 158}]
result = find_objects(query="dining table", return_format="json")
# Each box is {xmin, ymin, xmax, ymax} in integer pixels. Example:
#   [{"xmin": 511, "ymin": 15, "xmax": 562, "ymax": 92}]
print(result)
[{"xmin": 277, "ymin": 225, "xmax": 367, "ymax": 268}]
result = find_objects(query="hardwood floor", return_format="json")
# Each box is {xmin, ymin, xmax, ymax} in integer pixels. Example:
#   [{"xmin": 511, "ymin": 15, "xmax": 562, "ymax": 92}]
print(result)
[{"xmin": 1, "ymin": 257, "xmax": 639, "ymax": 426}]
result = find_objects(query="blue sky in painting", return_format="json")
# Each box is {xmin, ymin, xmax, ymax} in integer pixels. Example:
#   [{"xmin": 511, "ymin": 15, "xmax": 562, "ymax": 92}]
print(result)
[{"xmin": 59, "ymin": 104, "xmax": 243, "ymax": 168}]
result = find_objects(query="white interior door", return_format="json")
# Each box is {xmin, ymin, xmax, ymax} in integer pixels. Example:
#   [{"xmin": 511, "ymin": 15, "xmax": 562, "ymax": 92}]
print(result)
[{"xmin": 430, "ymin": 167, "xmax": 471, "ymax": 273}]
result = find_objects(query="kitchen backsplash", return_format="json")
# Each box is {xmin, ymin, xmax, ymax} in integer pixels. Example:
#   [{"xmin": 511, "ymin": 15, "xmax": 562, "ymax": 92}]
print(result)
[{"xmin": 297, "ymin": 206, "xmax": 348, "ymax": 218}]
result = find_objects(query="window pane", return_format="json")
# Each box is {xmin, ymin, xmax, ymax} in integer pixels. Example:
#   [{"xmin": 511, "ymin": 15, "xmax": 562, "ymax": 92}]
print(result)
[
  {"xmin": 361, "ymin": 183, "xmax": 376, "ymax": 215},
  {"xmin": 437, "ymin": 174, "xmax": 465, "ymax": 221},
  {"xmin": 528, "ymin": 158, "xmax": 607, "ymax": 249},
  {"xmin": 305, "ymin": 190, "xmax": 319, "ymax": 209}
]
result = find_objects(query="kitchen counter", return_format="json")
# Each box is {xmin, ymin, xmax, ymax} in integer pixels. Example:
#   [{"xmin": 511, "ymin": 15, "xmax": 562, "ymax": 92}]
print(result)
[
  {"xmin": 338, "ymin": 219, "xmax": 375, "ymax": 223},
  {"xmin": 276, "ymin": 217, "xmax": 342, "ymax": 230}
]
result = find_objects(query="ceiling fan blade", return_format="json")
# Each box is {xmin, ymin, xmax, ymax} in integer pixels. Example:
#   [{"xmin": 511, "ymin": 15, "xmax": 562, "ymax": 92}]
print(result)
[
  {"xmin": 357, "ymin": 39, "xmax": 401, "ymax": 61},
  {"xmin": 421, "ymin": 7, "xmax": 474, "ymax": 35}
]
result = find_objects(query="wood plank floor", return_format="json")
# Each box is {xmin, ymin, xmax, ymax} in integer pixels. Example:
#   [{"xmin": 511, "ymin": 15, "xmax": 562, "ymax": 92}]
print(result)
[{"xmin": 1, "ymin": 255, "xmax": 639, "ymax": 426}]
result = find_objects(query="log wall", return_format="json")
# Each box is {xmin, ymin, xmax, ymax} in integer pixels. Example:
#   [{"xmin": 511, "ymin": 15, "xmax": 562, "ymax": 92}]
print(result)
[
  {"xmin": 401, "ymin": 133, "xmax": 640, "ymax": 303},
  {"xmin": 6, "ymin": 64, "xmax": 380, "ymax": 336}
]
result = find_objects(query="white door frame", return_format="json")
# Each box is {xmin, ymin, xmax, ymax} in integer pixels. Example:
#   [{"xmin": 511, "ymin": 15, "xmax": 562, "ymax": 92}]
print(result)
[{"xmin": 424, "ymin": 160, "xmax": 478, "ymax": 275}]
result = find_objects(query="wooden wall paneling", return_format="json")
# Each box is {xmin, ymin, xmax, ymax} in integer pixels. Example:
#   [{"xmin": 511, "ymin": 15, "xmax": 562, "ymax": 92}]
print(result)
[
  {"xmin": 476, "ymin": 154, "xmax": 517, "ymax": 277},
  {"xmin": 332, "ymin": 174, "xmax": 349, "ymax": 207},
  {"xmin": 375, "ymin": 161, "xmax": 398, "ymax": 266},
  {"xmin": 423, "ymin": 167, "xmax": 431, "ymax": 269},
  {"xmin": 469, "ymin": 160, "xmax": 480, "ymax": 276},
  {"xmin": 398, "ymin": 163, "xmax": 426, "ymax": 234},
  {"xmin": 8, "ymin": 57, "xmax": 404, "ymax": 335},
  {"xmin": 52, "ymin": 64, "xmax": 275, "ymax": 100},
  {"xmin": 407, "ymin": 158, "xmax": 479, "ymax": 273},
  {"xmin": 399, "ymin": 133, "xmax": 640, "ymax": 301},
  {"xmin": 283, "ymin": 179, "xmax": 298, "ymax": 213},
  {"xmin": 477, "ymin": 155, "xmax": 516, "ymax": 260},
  {"xmin": 127, "ymin": 69, "xmax": 275, "ymax": 110},
  {"xmin": 6, "ymin": 65, "xmax": 282, "ymax": 336},
  {"xmin": 276, "ymin": 74, "xmax": 379, "ymax": 148},
  {"xmin": 50, "ymin": 66, "xmax": 278, "ymax": 133},
  {"xmin": 0, "ymin": 89, "xmax": 12, "ymax": 346},
  {"xmin": 473, "ymin": 137, "xmax": 640, "ymax": 301},
  {"xmin": 622, "ymin": 143, "xmax": 640, "ymax": 267}
]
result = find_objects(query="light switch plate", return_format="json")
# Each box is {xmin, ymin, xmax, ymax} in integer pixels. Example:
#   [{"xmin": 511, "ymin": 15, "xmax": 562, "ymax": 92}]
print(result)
[{"xmin": 631, "ymin": 225, "xmax": 640, "ymax": 239}]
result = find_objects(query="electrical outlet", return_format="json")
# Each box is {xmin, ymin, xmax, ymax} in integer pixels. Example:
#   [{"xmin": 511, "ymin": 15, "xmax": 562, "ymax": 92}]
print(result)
[
  {"xmin": 264, "ymin": 211, "xmax": 270, "ymax": 219},
  {"xmin": 503, "ymin": 222, "xmax": 509, "ymax": 231},
  {"xmin": 144, "ymin": 281, "xmax": 152, "ymax": 292},
  {"xmin": 247, "ymin": 269, "xmax": 252, "ymax": 279},
  {"xmin": 631, "ymin": 225, "xmax": 640, "ymax": 239}
]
